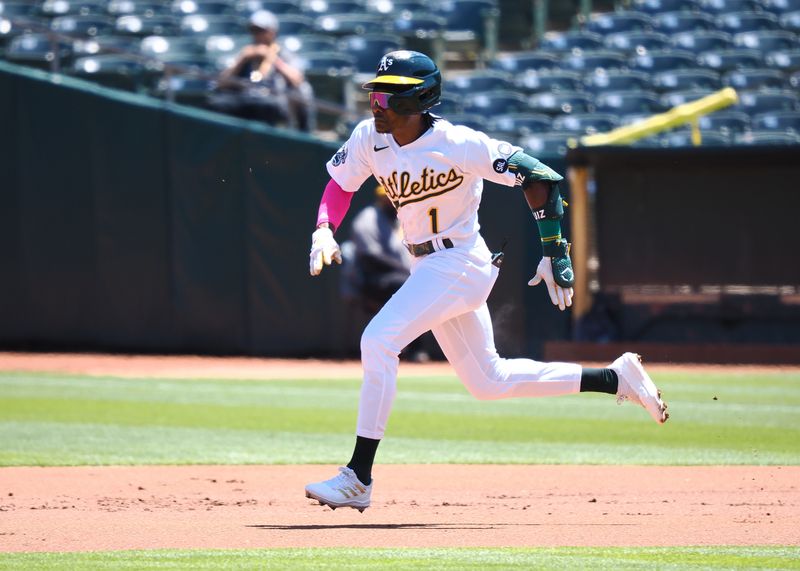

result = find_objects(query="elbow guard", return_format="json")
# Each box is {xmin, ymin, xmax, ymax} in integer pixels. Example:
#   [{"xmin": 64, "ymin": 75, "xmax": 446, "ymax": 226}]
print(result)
[{"xmin": 508, "ymin": 151, "xmax": 565, "ymax": 221}]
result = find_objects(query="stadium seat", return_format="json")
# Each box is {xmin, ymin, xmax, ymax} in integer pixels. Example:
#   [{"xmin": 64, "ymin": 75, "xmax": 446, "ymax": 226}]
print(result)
[
  {"xmin": 0, "ymin": 16, "xmax": 48, "ymax": 49},
  {"xmin": 765, "ymin": 49, "xmax": 800, "ymax": 72},
  {"xmin": 337, "ymin": 34, "xmax": 403, "ymax": 74},
  {"xmin": 171, "ymin": 1, "xmax": 234, "ymax": 16},
  {"xmin": 538, "ymin": 30, "xmax": 604, "ymax": 53},
  {"xmin": 629, "ymin": 49, "xmax": 697, "ymax": 73},
  {"xmin": 280, "ymin": 32, "xmax": 337, "ymax": 55},
  {"xmin": 653, "ymin": 11, "xmax": 716, "ymax": 33},
  {"xmin": 697, "ymin": 48, "xmax": 763, "ymax": 72},
  {"xmin": 296, "ymin": 51, "xmax": 355, "ymax": 116},
  {"xmin": 115, "ymin": 14, "xmax": 180, "ymax": 36},
  {"xmin": 40, "ymin": 0, "xmax": 107, "ymax": 17},
  {"xmin": 630, "ymin": 0, "xmax": 699, "ymax": 14},
  {"xmin": 521, "ymin": 131, "xmax": 580, "ymax": 157},
  {"xmin": 716, "ymin": 12, "xmax": 780, "ymax": 34},
  {"xmin": 528, "ymin": 90, "xmax": 594, "ymax": 115},
  {"xmin": 697, "ymin": 110, "xmax": 750, "ymax": 135},
  {"xmin": 390, "ymin": 12, "xmax": 446, "ymax": 60},
  {"xmin": 660, "ymin": 129, "xmax": 730, "ymax": 147},
  {"xmin": 444, "ymin": 113, "xmax": 490, "ymax": 131},
  {"xmin": 760, "ymin": 0, "xmax": 800, "ymax": 14},
  {"xmin": 72, "ymin": 35, "xmax": 139, "ymax": 57},
  {"xmin": 561, "ymin": 49, "xmax": 628, "ymax": 72},
  {"xmin": 696, "ymin": 0, "xmax": 760, "ymax": 13},
  {"xmin": 515, "ymin": 69, "xmax": 583, "ymax": 94},
  {"xmin": 780, "ymin": 10, "xmax": 800, "ymax": 32},
  {"xmin": 489, "ymin": 50, "xmax": 560, "ymax": 73},
  {"xmin": 432, "ymin": 0, "xmax": 499, "ymax": 63},
  {"xmin": 734, "ymin": 130, "xmax": 800, "ymax": 145},
  {"xmin": 155, "ymin": 52, "xmax": 214, "ymax": 73},
  {"xmin": 723, "ymin": 68, "xmax": 786, "ymax": 90},
  {"xmin": 594, "ymin": 89, "xmax": 663, "ymax": 114},
  {"xmin": 366, "ymin": 0, "xmax": 428, "ymax": 14},
  {"xmin": 489, "ymin": 112, "xmax": 552, "ymax": 137},
  {"xmin": 0, "ymin": 2, "xmax": 37, "ymax": 17},
  {"xmin": 301, "ymin": 0, "xmax": 364, "ymax": 16},
  {"xmin": 140, "ymin": 34, "xmax": 203, "ymax": 58},
  {"xmin": 272, "ymin": 14, "xmax": 315, "ymax": 35},
  {"xmin": 651, "ymin": 68, "xmax": 721, "ymax": 91},
  {"xmin": 583, "ymin": 69, "xmax": 652, "ymax": 93},
  {"xmin": 660, "ymin": 88, "xmax": 715, "ymax": 108},
  {"xmin": 551, "ymin": 112, "xmax": 619, "ymax": 134},
  {"xmin": 670, "ymin": 30, "xmax": 732, "ymax": 52},
  {"xmin": 154, "ymin": 73, "xmax": 216, "ymax": 106},
  {"xmin": 5, "ymin": 33, "xmax": 71, "ymax": 70},
  {"xmin": 752, "ymin": 110, "xmax": 800, "ymax": 132},
  {"xmin": 790, "ymin": 69, "xmax": 800, "ymax": 88},
  {"xmin": 235, "ymin": 0, "xmax": 302, "ymax": 15},
  {"xmin": 434, "ymin": 95, "xmax": 462, "ymax": 114},
  {"xmin": 735, "ymin": 89, "xmax": 799, "ymax": 113},
  {"xmin": 604, "ymin": 30, "xmax": 671, "ymax": 52},
  {"xmin": 733, "ymin": 30, "xmax": 798, "ymax": 52},
  {"xmin": 445, "ymin": 69, "xmax": 515, "ymax": 95},
  {"xmin": 583, "ymin": 11, "xmax": 654, "ymax": 35},
  {"xmin": 315, "ymin": 13, "xmax": 388, "ymax": 35},
  {"xmin": 179, "ymin": 14, "xmax": 244, "ymax": 36},
  {"xmin": 106, "ymin": 0, "xmax": 172, "ymax": 17},
  {"xmin": 51, "ymin": 14, "xmax": 116, "ymax": 36},
  {"xmin": 71, "ymin": 53, "xmax": 146, "ymax": 91},
  {"xmin": 461, "ymin": 90, "xmax": 529, "ymax": 115}
]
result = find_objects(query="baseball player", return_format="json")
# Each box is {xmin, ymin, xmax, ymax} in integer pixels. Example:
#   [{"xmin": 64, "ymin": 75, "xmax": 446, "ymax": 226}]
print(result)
[{"xmin": 305, "ymin": 51, "xmax": 668, "ymax": 512}]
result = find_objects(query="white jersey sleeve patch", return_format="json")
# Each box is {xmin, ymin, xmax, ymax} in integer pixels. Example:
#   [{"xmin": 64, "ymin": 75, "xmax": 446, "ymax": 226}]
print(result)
[{"xmin": 326, "ymin": 119, "xmax": 373, "ymax": 192}]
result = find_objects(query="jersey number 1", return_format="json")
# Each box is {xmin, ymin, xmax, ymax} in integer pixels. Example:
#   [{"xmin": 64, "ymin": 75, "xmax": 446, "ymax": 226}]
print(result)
[{"xmin": 428, "ymin": 207, "xmax": 439, "ymax": 234}]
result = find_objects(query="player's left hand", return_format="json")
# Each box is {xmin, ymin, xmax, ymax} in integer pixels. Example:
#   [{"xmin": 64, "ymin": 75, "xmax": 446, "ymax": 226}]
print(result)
[
  {"xmin": 309, "ymin": 227, "xmax": 342, "ymax": 276},
  {"xmin": 528, "ymin": 257, "xmax": 574, "ymax": 311}
]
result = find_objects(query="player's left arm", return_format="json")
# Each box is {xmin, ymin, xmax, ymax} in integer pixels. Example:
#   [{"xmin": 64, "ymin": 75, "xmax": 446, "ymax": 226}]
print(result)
[{"xmin": 507, "ymin": 151, "xmax": 574, "ymax": 311}]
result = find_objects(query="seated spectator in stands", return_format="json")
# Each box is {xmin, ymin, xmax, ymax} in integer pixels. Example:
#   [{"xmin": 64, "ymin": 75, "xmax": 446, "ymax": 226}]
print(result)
[
  {"xmin": 340, "ymin": 184, "xmax": 431, "ymax": 361},
  {"xmin": 208, "ymin": 10, "xmax": 315, "ymax": 131}
]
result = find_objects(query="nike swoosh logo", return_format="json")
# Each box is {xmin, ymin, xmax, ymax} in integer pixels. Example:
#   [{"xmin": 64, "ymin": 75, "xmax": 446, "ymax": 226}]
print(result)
[{"xmin": 373, "ymin": 145, "xmax": 389, "ymax": 152}]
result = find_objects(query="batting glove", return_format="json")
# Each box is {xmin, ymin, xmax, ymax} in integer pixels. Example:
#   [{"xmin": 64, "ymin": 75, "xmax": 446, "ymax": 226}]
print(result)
[
  {"xmin": 309, "ymin": 227, "xmax": 342, "ymax": 276},
  {"xmin": 529, "ymin": 257, "xmax": 574, "ymax": 311}
]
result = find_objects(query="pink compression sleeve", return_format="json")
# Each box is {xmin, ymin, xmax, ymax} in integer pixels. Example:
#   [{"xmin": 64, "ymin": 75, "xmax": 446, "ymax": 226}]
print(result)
[{"xmin": 316, "ymin": 178, "xmax": 353, "ymax": 232}]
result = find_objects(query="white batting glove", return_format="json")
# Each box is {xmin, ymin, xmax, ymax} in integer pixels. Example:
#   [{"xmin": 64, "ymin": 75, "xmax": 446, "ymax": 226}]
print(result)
[
  {"xmin": 309, "ymin": 226, "xmax": 342, "ymax": 276},
  {"xmin": 528, "ymin": 257, "xmax": 574, "ymax": 311}
]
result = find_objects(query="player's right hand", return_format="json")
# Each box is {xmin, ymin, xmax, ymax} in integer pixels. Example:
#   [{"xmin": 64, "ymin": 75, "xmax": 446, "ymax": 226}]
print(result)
[
  {"xmin": 309, "ymin": 226, "xmax": 342, "ymax": 276},
  {"xmin": 528, "ymin": 257, "xmax": 574, "ymax": 311}
]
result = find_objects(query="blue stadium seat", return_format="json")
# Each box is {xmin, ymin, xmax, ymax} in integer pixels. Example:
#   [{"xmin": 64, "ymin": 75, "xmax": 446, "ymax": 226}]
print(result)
[
  {"xmin": 660, "ymin": 129, "xmax": 730, "ymax": 146},
  {"xmin": 734, "ymin": 130, "xmax": 800, "ymax": 145},
  {"xmin": 301, "ymin": 0, "xmax": 364, "ymax": 16},
  {"xmin": 630, "ymin": 0, "xmax": 699, "ymax": 14},
  {"xmin": 538, "ymin": 30, "xmax": 604, "ymax": 53},
  {"xmin": 723, "ymin": 68, "xmax": 786, "ymax": 90},
  {"xmin": 670, "ymin": 30, "xmax": 732, "ymax": 52},
  {"xmin": 140, "ymin": 34, "xmax": 203, "ymax": 58},
  {"xmin": 107, "ymin": 0, "xmax": 172, "ymax": 16},
  {"xmin": 273, "ymin": 14, "xmax": 315, "ymax": 35},
  {"xmin": 521, "ymin": 131, "xmax": 580, "ymax": 157},
  {"xmin": 281, "ymin": 32, "xmax": 337, "ymax": 54},
  {"xmin": 653, "ymin": 11, "xmax": 716, "ymax": 33},
  {"xmin": 434, "ymin": 95, "xmax": 462, "ymax": 115},
  {"xmin": 697, "ymin": 110, "xmax": 750, "ymax": 135},
  {"xmin": 390, "ymin": 12, "xmax": 446, "ymax": 60},
  {"xmin": 760, "ymin": 0, "xmax": 800, "ymax": 14},
  {"xmin": 116, "ymin": 14, "xmax": 180, "ymax": 36},
  {"xmin": 445, "ymin": 69, "xmax": 515, "ymax": 95},
  {"xmin": 72, "ymin": 35, "xmax": 139, "ymax": 57},
  {"xmin": 528, "ymin": 90, "xmax": 593, "ymax": 114},
  {"xmin": 0, "ymin": 15, "xmax": 48, "ymax": 49},
  {"xmin": 604, "ymin": 30, "xmax": 671, "ymax": 52},
  {"xmin": 733, "ymin": 30, "xmax": 798, "ymax": 52},
  {"xmin": 660, "ymin": 88, "xmax": 716, "ymax": 108},
  {"xmin": 752, "ymin": 110, "xmax": 800, "ymax": 132},
  {"xmin": 51, "ymin": 14, "xmax": 116, "ymax": 36},
  {"xmin": 365, "ymin": 0, "xmax": 428, "ymax": 14},
  {"xmin": 171, "ymin": 1, "xmax": 234, "ymax": 16},
  {"xmin": 790, "ymin": 69, "xmax": 800, "ymax": 88},
  {"xmin": 584, "ymin": 11, "xmax": 654, "ymax": 35},
  {"xmin": 583, "ymin": 69, "xmax": 651, "ymax": 93},
  {"xmin": 489, "ymin": 113, "xmax": 552, "ymax": 137},
  {"xmin": 337, "ymin": 34, "xmax": 403, "ymax": 74},
  {"xmin": 696, "ymin": 0, "xmax": 760, "ymax": 13},
  {"xmin": 594, "ymin": 89, "xmax": 663, "ymax": 114},
  {"xmin": 156, "ymin": 52, "xmax": 215, "ymax": 74},
  {"xmin": 716, "ymin": 12, "xmax": 780, "ymax": 34},
  {"xmin": 515, "ymin": 69, "xmax": 583, "ymax": 93},
  {"xmin": 629, "ymin": 49, "xmax": 697, "ymax": 73},
  {"xmin": 489, "ymin": 50, "xmax": 560, "ymax": 73},
  {"xmin": 445, "ymin": 113, "xmax": 490, "ymax": 131},
  {"xmin": 697, "ymin": 48, "xmax": 763, "ymax": 72},
  {"xmin": 651, "ymin": 68, "xmax": 721, "ymax": 91},
  {"xmin": 72, "ymin": 53, "xmax": 145, "ymax": 90},
  {"xmin": 561, "ymin": 49, "xmax": 628, "ymax": 72},
  {"xmin": 461, "ymin": 90, "xmax": 529, "ymax": 115},
  {"xmin": 179, "ymin": 14, "xmax": 244, "ymax": 36},
  {"xmin": 154, "ymin": 73, "xmax": 217, "ymax": 105},
  {"xmin": 40, "ymin": 0, "xmax": 107, "ymax": 17},
  {"xmin": 780, "ymin": 10, "xmax": 800, "ymax": 32},
  {"xmin": 235, "ymin": 0, "xmax": 302, "ymax": 15},
  {"xmin": 0, "ymin": 2, "xmax": 37, "ymax": 17},
  {"xmin": 735, "ymin": 89, "xmax": 799, "ymax": 113},
  {"xmin": 315, "ymin": 13, "xmax": 388, "ymax": 35},
  {"xmin": 765, "ymin": 49, "xmax": 800, "ymax": 72},
  {"xmin": 296, "ymin": 50, "xmax": 355, "ymax": 105},
  {"xmin": 551, "ymin": 113, "xmax": 619, "ymax": 134},
  {"xmin": 5, "ymin": 33, "xmax": 71, "ymax": 70}
]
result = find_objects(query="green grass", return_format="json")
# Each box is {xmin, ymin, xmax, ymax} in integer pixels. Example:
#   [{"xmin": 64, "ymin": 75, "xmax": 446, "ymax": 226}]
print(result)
[
  {"xmin": 1, "ymin": 547, "xmax": 799, "ymax": 570},
  {"xmin": 0, "ymin": 368, "xmax": 798, "ymax": 466}
]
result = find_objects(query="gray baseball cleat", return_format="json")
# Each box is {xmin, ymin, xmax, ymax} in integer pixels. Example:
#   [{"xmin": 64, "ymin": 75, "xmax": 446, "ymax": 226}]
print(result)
[
  {"xmin": 305, "ymin": 466, "xmax": 372, "ymax": 512},
  {"xmin": 610, "ymin": 352, "xmax": 669, "ymax": 424}
]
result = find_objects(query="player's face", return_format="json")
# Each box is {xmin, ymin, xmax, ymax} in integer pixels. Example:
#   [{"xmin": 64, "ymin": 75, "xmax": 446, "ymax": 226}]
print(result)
[{"xmin": 370, "ymin": 91, "xmax": 410, "ymax": 134}]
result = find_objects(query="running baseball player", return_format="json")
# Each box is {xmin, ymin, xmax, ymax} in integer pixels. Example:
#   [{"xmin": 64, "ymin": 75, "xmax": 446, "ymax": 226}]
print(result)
[{"xmin": 305, "ymin": 51, "xmax": 668, "ymax": 512}]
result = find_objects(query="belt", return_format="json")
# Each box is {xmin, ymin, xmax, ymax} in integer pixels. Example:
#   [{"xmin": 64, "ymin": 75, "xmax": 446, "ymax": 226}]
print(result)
[{"xmin": 405, "ymin": 237, "xmax": 454, "ymax": 257}]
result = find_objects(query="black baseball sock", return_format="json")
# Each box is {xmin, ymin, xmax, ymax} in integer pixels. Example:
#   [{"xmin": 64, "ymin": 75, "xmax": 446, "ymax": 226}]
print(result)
[
  {"xmin": 580, "ymin": 367, "xmax": 619, "ymax": 394},
  {"xmin": 347, "ymin": 436, "xmax": 380, "ymax": 486}
]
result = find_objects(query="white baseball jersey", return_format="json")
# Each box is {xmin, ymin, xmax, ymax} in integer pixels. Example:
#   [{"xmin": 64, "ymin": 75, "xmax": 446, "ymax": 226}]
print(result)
[{"xmin": 327, "ymin": 117, "xmax": 524, "ymax": 246}]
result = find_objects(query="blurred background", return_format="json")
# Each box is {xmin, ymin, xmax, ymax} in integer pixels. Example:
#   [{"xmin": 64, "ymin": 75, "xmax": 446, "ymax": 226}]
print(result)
[{"xmin": 1, "ymin": 0, "xmax": 799, "ymax": 363}]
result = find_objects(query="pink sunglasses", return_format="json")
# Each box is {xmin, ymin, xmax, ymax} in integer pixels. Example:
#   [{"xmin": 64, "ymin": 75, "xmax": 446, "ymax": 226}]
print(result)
[{"xmin": 369, "ymin": 92, "xmax": 392, "ymax": 111}]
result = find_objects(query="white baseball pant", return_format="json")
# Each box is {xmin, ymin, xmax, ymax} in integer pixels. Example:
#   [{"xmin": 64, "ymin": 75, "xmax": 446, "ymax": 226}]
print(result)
[{"xmin": 356, "ymin": 238, "xmax": 582, "ymax": 439}]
